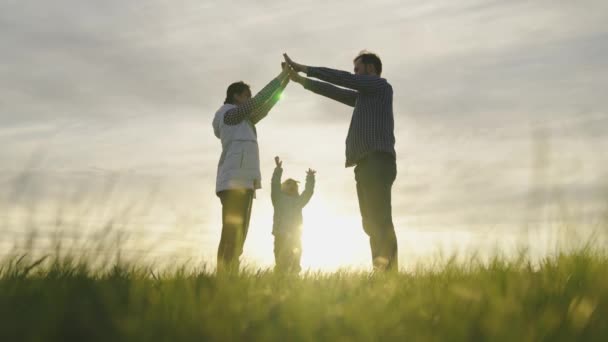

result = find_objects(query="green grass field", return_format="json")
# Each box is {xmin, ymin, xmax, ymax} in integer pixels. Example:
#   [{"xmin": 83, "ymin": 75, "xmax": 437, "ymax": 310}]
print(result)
[{"xmin": 1, "ymin": 247, "xmax": 607, "ymax": 341}]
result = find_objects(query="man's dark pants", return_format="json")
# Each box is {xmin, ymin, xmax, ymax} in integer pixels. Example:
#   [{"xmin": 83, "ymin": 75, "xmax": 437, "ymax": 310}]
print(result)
[
  {"xmin": 217, "ymin": 189, "xmax": 253, "ymax": 272},
  {"xmin": 354, "ymin": 152, "xmax": 398, "ymax": 271}
]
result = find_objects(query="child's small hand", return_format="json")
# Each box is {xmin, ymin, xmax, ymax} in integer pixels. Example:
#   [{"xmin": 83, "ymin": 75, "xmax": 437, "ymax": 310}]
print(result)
[
  {"xmin": 306, "ymin": 168, "xmax": 316, "ymax": 177},
  {"xmin": 275, "ymin": 156, "xmax": 282, "ymax": 168}
]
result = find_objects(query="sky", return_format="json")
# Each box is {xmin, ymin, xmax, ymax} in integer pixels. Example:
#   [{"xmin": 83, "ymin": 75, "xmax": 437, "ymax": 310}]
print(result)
[{"xmin": 1, "ymin": 0, "xmax": 607, "ymax": 269}]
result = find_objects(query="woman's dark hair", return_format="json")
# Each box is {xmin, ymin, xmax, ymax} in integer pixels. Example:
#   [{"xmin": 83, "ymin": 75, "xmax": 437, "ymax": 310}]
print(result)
[
  {"xmin": 354, "ymin": 51, "xmax": 382, "ymax": 75},
  {"xmin": 224, "ymin": 81, "xmax": 251, "ymax": 104}
]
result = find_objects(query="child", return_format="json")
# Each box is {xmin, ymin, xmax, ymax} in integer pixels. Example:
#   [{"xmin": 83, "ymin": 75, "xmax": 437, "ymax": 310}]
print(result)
[{"xmin": 271, "ymin": 156, "xmax": 315, "ymax": 273}]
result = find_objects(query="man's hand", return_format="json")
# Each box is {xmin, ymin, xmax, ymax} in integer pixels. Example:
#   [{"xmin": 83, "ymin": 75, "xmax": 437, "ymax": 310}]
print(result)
[
  {"xmin": 306, "ymin": 168, "xmax": 316, "ymax": 177},
  {"xmin": 283, "ymin": 53, "xmax": 308, "ymax": 73},
  {"xmin": 275, "ymin": 156, "xmax": 283, "ymax": 168},
  {"xmin": 288, "ymin": 67, "xmax": 304, "ymax": 84}
]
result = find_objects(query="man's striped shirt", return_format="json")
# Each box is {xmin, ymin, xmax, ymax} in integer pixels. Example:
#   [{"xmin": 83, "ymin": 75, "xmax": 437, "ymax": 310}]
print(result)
[{"xmin": 304, "ymin": 67, "xmax": 396, "ymax": 167}]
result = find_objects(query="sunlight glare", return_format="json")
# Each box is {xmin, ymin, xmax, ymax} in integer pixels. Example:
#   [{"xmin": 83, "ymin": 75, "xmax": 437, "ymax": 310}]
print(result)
[{"xmin": 300, "ymin": 198, "xmax": 370, "ymax": 271}]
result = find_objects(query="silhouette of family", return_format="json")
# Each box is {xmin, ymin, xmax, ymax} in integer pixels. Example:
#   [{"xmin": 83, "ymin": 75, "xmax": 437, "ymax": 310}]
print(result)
[{"xmin": 212, "ymin": 51, "xmax": 396, "ymax": 273}]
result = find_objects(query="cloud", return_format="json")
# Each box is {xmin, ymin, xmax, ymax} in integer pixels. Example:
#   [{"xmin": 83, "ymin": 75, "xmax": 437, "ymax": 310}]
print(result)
[{"xmin": 1, "ymin": 0, "xmax": 607, "ymax": 240}]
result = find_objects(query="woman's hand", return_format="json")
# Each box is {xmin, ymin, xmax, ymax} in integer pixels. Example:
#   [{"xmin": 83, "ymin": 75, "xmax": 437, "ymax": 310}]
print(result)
[
  {"xmin": 280, "ymin": 62, "xmax": 289, "ymax": 76},
  {"xmin": 288, "ymin": 67, "xmax": 304, "ymax": 84}
]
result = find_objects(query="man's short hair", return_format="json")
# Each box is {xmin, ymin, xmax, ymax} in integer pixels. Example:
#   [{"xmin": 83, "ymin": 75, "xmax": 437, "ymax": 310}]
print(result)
[{"xmin": 354, "ymin": 51, "xmax": 382, "ymax": 75}]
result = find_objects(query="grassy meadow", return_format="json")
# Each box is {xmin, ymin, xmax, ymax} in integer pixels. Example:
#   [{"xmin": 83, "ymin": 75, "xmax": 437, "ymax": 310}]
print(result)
[
  {"xmin": 2, "ymin": 167, "xmax": 607, "ymax": 341},
  {"xmin": 1, "ymin": 244, "xmax": 607, "ymax": 341}
]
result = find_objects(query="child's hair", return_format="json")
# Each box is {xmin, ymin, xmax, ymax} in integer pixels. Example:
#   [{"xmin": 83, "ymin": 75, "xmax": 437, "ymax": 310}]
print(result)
[{"xmin": 281, "ymin": 178, "xmax": 300, "ymax": 194}]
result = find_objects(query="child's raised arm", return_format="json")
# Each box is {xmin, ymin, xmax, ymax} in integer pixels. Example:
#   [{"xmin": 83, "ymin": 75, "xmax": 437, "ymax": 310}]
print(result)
[
  {"xmin": 271, "ymin": 156, "xmax": 283, "ymax": 205},
  {"xmin": 298, "ymin": 168, "xmax": 316, "ymax": 207}
]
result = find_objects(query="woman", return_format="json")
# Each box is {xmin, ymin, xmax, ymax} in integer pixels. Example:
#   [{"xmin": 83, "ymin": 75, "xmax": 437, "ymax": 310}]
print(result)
[{"xmin": 212, "ymin": 63, "xmax": 290, "ymax": 272}]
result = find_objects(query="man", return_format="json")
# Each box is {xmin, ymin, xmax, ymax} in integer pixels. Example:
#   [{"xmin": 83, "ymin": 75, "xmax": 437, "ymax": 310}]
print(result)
[{"xmin": 284, "ymin": 51, "xmax": 398, "ymax": 271}]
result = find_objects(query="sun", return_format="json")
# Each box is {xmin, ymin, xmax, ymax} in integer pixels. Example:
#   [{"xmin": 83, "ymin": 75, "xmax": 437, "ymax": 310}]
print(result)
[
  {"xmin": 300, "ymin": 197, "xmax": 370, "ymax": 271},
  {"xmin": 244, "ymin": 193, "xmax": 376, "ymax": 271}
]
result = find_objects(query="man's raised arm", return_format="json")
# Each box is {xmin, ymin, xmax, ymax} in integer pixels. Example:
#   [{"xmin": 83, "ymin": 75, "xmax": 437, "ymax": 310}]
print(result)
[
  {"xmin": 284, "ymin": 53, "xmax": 386, "ymax": 94},
  {"xmin": 290, "ymin": 69, "xmax": 357, "ymax": 107},
  {"xmin": 307, "ymin": 67, "xmax": 387, "ymax": 94}
]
